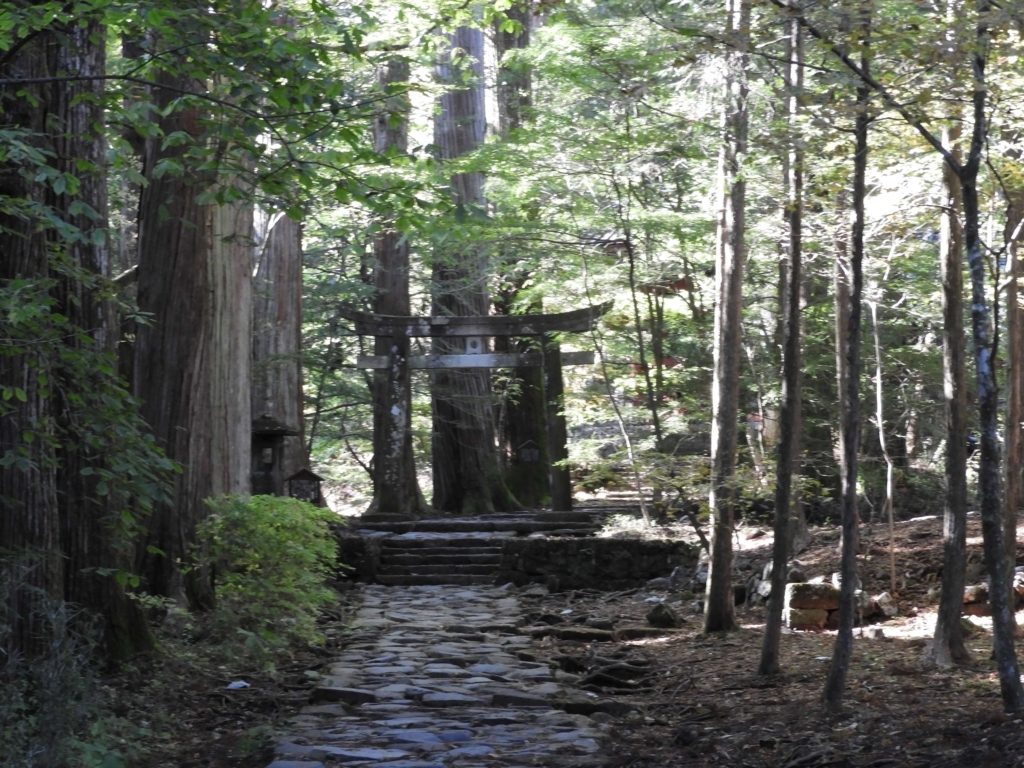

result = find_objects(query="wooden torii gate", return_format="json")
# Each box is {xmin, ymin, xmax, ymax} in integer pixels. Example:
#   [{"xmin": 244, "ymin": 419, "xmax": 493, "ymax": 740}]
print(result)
[{"xmin": 340, "ymin": 302, "xmax": 611, "ymax": 512}]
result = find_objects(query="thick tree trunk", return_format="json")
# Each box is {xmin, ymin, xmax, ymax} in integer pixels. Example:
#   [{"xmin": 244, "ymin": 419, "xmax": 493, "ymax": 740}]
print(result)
[
  {"xmin": 823, "ymin": 27, "xmax": 869, "ymax": 714},
  {"xmin": 928, "ymin": 124, "xmax": 970, "ymax": 666},
  {"xmin": 0, "ymin": 17, "xmax": 150, "ymax": 659},
  {"xmin": 704, "ymin": 0, "xmax": 748, "ymax": 634},
  {"xmin": 760, "ymin": 16, "xmax": 803, "ymax": 675},
  {"xmin": 253, "ymin": 213, "xmax": 308, "ymax": 480},
  {"xmin": 134, "ymin": 71, "xmax": 252, "ymax": 608},
  {"xmin": 0, "ymin": 26, "xmax": 63, "ymax": 658},
  {"xmin": 493, "ymin": 7, "xmax": 548, "ymax": 507},
  {"xmin": 369, "ymin": 57, "xmax": 427, "ymax": 515},
  {"xmin": 431, "ymin": 27, "xmax": 518, "ymax": 514}
]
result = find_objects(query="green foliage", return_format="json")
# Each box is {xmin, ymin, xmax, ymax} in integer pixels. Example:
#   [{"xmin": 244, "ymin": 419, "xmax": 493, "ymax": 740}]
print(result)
[
  {"xmin": 0, "ymin": 557, "xmax": 132, "ymax": 768},
  {"xmin": 196, "ymin": 495, "xmax": 341, "ymax": 659}
]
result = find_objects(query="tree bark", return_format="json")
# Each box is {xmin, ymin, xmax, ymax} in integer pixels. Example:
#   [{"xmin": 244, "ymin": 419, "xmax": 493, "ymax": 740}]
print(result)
[
  {"xmin": 0, "ymin": 15, "xmax": 150, "ymax": 658},
  {"xmin": 760, "ymin": 16, "xmax": 803, "ymax": 675},
  {"xmin": 134, "ymin": 69, "xmax": 253, "ymax": 609},
  {"xmin": 370, "ymin": 57, "xmax": 428, "ymax": 515},
  {"xmin": 431, "ymin": 26, "xmax": 518, "ymax": 514},
  {"xmin": 928, "ymin": 123, "xmax": 970, "ymax": 666},
  {"xmin": 493, "ymin": 6, "xmax": 548, "ymax": 507},
  {"xmin": 252, "ymin": 212, "xmax": 308, "ymax": 480},
  {"xmin": 704, "ymin": 0, "xmax": 748, "ymax": 634},
  {"xmin": 823, "ymin": 14, "xmax": 869, "ymax": 714}
]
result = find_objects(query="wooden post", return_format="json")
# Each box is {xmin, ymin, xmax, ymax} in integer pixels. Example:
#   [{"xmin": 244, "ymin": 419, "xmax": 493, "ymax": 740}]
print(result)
[{"xmin": 543, "ymin": 335, "xmax": 572, "ymax": 511}]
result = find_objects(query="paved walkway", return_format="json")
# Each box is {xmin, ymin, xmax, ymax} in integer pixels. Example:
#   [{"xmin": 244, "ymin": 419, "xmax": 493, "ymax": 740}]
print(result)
[{"xmin": 267, "ymin": 584, "xmax": 615, "ymax": 768}]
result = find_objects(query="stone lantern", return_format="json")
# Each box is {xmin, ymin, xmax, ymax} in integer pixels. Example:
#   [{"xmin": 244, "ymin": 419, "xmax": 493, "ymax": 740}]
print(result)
[
  {"xmin": 251, "ymin": 414, "xmax": 300, "ymax": 496},
  {"xmin": 286, "ymin": 468, "xmax": 325, "ymax": 506}
]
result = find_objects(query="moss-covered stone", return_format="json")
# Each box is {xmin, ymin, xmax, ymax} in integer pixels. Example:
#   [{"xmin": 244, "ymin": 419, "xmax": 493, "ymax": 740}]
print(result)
[{"xmin": 785, "ymin": 582, "xmax": 840, "ymax": 611}]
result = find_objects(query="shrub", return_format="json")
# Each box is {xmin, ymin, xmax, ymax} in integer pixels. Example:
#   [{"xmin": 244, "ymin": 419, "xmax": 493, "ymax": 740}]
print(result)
[
  {"xmin": 197, "ymin": 495, "xmax": 341, "ymax": 657},
  {"xmin": 0, "ymin": 557, "xmax": 118, "ymax": 768}
]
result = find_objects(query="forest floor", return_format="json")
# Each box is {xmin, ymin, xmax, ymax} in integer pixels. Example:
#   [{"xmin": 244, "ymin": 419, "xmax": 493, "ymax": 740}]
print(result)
[{"xmin": 105, "ymin": 512, "xmax": 1024, "ymax": 768}]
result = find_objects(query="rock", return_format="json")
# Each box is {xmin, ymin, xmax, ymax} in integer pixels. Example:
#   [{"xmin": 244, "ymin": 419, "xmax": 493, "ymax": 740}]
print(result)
[
  {"xmin": 647, "ymin": 577, "xmax": 672, "ymax": 590},
  {"xmin": 756, "ymin": 579, "xmax": 773, "ymax": 598},
  {"xmin": 963, "ymin": 602, "xmax": 992, "ymax": 617},
  {"xmin": 310, "ymin": 687, "xmax": 377, "ymax": 705},
  {"xmin": 874, "ymin": 591, "xmax": 898, "ymax": 617},
  {"xmin": 831, "ymin": 571, "xmax": 860, "ymax": 590},
  {"xmin": 964, "ymin": 584, "xmax": 989, "ymax": 604},
  {"xmin": 867, "ymin": 627, "xmax": 885, "ymax": 639},
  {"xmin": 961, "ymin": 617, "xmax": 982, "ymax": 635},
  {"xmin": 965, "ymin": 562, "xmax": 985, "ymax": 583},
  {"xmin": 733, "ymin": 583, "xmax": 747, "ymax": 605},
  {"xmin": 421, "ymin": 692, "xmax": 485, "ymax": 707},
  {"xmin": 585, "ymin": 617, "xmax": 615, "ymax": 630},
  {"xmin": 614, "ymin": 626, "xmax": 684, "ymax": 640},
  {"xmin": 556, "ymin": 627, "xmax": 614, "ymax": 642},
  {"xmin": 808, "ymin": 575, "xmax": 826, "ymax": 584},
  {"xmin": 825, "ymin": 610, "xmax": 839, "ymax": 630},
  {"xmin": 669, "ymin": 566, "xmax": 689, "ymax": 589},
  {"xmin": 266, "ymin": 762, "xmax": 326, "ymax": 768},
  {"xmin": 785, "ymin": 583, "xmax": 840, "ymax": 611},
  {"xmin": 537, "ymin": 613, "xmax": 566, "ymax": 625},
  {"xmin": 590, "ymin": 711, "xmax": 616, "ymax": 724},
  {"xmin": 491, "ymin": 691, "xmax": 550, "ymax": 708},
  {"xmin": 787, "ymin": 566, "xmax": 807, "ymax": 584},
  {"xmin": 784, "ymin": 607, "xmax": 828, "ymax": 631},
  {"xmin": 646, "ymin": 602, "xmax": 683, "ymax": 628}
]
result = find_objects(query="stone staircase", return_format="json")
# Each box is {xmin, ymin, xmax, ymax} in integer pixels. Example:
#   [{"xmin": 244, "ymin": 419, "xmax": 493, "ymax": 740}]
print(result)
[{"xmin": 355, "ymin": 510, "xmax": 619, "ymax": 587}]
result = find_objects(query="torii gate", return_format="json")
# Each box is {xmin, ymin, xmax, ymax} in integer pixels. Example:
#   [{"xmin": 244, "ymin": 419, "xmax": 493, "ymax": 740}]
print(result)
[{"xmin": 340, "ymin": 302, "xmax": 611, "ymax": 512}]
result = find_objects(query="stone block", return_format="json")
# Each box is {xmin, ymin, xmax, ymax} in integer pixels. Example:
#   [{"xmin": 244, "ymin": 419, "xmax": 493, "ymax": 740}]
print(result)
[
  {"xmin": 785, "ymin": 583, "xmax": 840, "ymax": 611},
  {"xmin": 646, "ymin": 602, "xmax": 683, "ymax": 628},
  {"xmin": 784, "ymin": 607, "xmax": 828, "ymax": 631}
]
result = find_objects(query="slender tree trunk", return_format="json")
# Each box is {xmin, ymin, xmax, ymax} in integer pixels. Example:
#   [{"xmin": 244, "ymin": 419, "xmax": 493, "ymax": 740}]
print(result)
[
  {"xmin": 704, "ymin": 0, "xmax": 748, "ymax": 634},
  {"xmin": 1003, "ymin": 182, "xmax": 1024, "ymax": 633},
  {"xmin": 431, "ymin": 27, "xmax": 518, "ymax": 514},
  {"xmin": 252, "ymin": 213, "xmax": 308, "ymax": 480},
  {"xmin": 823, "ymin": 16, "xmax": 869, "ymax": 714},
  {"xmin": 956, "ymin": 0, "xmax": 1024, "ymax": 710},
  {"xmin": 760, "ymin": 16, "xmax": 803, "ymax": 675},
  {"xmin": 928, "ymin": 123, "xmax": 971, "ymax": 666}
]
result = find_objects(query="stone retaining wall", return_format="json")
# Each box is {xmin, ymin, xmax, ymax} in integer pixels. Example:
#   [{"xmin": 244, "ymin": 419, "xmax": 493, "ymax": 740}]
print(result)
[{"xmin": 495, "ymin": 538, "xmax": 697, "ymax": 591}]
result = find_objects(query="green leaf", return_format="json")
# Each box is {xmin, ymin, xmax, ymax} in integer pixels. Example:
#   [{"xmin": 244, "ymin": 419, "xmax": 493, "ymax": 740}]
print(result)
[{"xmin": 14, "ymin": 387, "xmax": 26, "ymax": 402}]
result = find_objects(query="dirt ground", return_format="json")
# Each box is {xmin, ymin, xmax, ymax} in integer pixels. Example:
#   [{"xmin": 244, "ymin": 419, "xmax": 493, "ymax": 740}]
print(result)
[
  {"xmin": 110, "ymin": 513, "xmax": 1024, "ymax": 767},
  {"xmin": 524, "ymin": 513, "xmax": 1024, "ymax": 768}
]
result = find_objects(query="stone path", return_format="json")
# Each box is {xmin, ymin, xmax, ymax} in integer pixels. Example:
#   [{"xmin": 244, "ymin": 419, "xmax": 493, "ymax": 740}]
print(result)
[{"xmin": 267, "ymin": 584, "xmax": 621, "ymax": 768}]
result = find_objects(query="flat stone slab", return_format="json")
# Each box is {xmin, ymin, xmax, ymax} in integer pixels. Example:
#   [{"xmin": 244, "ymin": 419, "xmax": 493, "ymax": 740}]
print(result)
[{"xmin": 310, "ymin": 687, "xmax": 378, "ymax": 705}]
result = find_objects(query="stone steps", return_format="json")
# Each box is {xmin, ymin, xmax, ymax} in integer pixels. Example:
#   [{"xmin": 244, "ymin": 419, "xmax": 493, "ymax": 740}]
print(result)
[
  {"xmin": 360, "ymin": 519, "xmax": 600, "ymax": 534},
  {"xmin": 374, "ymin": 573, "xmax": 496, "ymax": 586},
  {"xmin": 378, "ymin": 562, "xmax": 497, "ymax": 576},
  {"xmin": 380, "ymin": 552, "xmax": 502, "ymax": 566}
]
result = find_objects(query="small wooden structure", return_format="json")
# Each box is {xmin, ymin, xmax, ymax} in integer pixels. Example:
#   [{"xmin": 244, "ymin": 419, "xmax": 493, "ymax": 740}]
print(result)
[
  {"xmin": 251, "ymin": 414, "xmax": 300, "ymax": 496},
  {"xmin": 339, "ymin": 302, "xmax": 611, "ymax": 511},
  {"xmin": 286, "ymin": 468, "xmax": 325, "ymax": 506}
]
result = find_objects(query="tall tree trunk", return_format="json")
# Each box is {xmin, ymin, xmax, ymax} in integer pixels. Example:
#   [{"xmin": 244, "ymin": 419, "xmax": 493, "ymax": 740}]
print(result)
[
  {"xmin": 760, "ymin": 16, "xmax": 803, "ymax": 675},
  {"xmin": 134, "ymin": 70, "xmax": 253, "ymax": 608},
  {"xmin": 252, "ymin": 212, "xmax": 308, "ymax": 479},
  {"xmin": 928, "ymin": 123, "xmax": 971, "ymax": 666},
  {"xmin": 431, "ymin": 27, "xmax": 518, "ymax": 514},
  {"xmin": 704, "ymin": 0, "xmax": 748, "ymax": 634},
  {"xmin": 1002, "ymin": 172, "xmax": 1024, "ymax": 635},
  {"xmin": 823, "ymin": 13, "xmax": 869, "ymax": 714},
  {"xmin": 493, "ymin": 6, "xmax": 548, "ymax": 507},
  {"xmin": 369, "ymin": 57, "xmax": 427, "ymax": 515},
  {"xmin": 0, "ymin": 18, "xmax": 65, "ymax": 658},
  {"xmin": 0, "ymin": 15, "xmax": 150, "ymax": 658},
  {"xmin": 958, "ymin": 5, "xmax": 1023, "ymax": 707}
]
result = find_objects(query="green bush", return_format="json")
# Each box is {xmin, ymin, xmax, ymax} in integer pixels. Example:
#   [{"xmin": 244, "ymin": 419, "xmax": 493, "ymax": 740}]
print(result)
[{"xmin": 197, "ymin": 495, "xmax": 341, "ymax": 656}]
